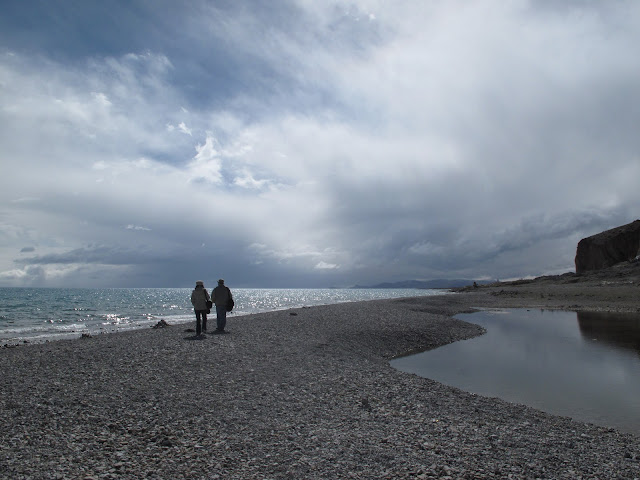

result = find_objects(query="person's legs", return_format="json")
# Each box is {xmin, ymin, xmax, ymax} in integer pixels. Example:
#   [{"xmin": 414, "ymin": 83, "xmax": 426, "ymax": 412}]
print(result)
[
  {"xmin": 195, "ymin": 310, "xmax": 202, "ymax": 336},
  {"xmin": 216, "ymin": 305, "xmax": 227, "ymax": 332},
  {"xmin": 202, "ymin": 312, "xmax": 207, "ymax": 333}
]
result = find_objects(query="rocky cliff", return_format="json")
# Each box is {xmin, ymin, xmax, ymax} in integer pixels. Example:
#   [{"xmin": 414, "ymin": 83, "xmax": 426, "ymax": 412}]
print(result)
[{"xmin": 575, "ymin": 219, "xmax": 640, "ymax": 274}]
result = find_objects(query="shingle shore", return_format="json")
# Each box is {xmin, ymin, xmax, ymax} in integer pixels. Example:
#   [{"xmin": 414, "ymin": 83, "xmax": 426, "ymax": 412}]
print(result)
[{"xmin": 1, "ymin": 291, "xmax": 639, "ymax": 479}]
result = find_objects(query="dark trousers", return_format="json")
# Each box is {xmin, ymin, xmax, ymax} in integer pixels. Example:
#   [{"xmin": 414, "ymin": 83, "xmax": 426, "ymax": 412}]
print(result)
[
  {"xmin": 216, "ymin": 305, "xmax": 227, "ymax": 331},
  {"xmin": 195, "ymin": 309, "xmax": 208, "ymax": 335}
]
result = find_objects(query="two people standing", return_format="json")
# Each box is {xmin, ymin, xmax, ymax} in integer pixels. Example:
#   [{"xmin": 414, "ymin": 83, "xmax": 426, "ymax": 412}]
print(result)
[{"xmin": 190, "ymin": 279, "xmax": 233, "ymax": 336}]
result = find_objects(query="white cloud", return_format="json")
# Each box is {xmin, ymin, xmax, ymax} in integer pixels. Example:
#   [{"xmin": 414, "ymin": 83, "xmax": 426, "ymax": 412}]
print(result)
[
  {"xmin": 233, "ymin": 172, "xmax": 268, "ymax": 190},
  {"xmin": 315, "ymin": 261, "xmax": 339, "ymax": 270},
  {"xmin": 188, "ymin": 135, "xmax": 222, "ymax": 184},
  {"xmin": 0, "ymin": 268, "xmax": 30, "ymax": 282},
  {"xmin": 125, "ymin": 225, "xmax": 151, "ymax": 231},
  {"xmin": 92, "ymin": 92, "xmax": 112, "ymax": 107},
  {"xmin": 178, "ymin": 122, "xmax": 192, "ymax": 136}
]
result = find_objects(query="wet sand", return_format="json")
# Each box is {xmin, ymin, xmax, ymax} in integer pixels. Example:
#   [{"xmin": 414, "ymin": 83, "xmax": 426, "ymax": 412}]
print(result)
[{"xmin": 1, "ymin": 272, "xmax": 640, "ymax": 479}]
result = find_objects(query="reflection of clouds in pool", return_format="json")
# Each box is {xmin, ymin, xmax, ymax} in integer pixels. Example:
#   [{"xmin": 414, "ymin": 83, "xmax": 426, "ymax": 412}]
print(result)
[{"xmin": 391, "ymin": 308, "xmax": 640, "ymax": 435}]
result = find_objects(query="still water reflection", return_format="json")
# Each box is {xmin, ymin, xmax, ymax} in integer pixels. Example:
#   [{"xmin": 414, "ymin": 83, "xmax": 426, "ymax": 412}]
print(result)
[{"xmin": 391, "ymin": 309, "xmax": 640, "ymax": 435}]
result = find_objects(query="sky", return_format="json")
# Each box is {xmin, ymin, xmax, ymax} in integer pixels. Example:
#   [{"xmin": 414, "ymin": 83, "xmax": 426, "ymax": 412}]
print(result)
[{"xmin": 1, "ymin": 0, "xmax": 639, "ymax": 288}]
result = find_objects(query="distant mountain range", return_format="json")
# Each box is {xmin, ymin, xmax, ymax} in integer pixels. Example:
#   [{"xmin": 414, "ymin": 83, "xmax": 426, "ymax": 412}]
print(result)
[{"xmin": 352, "ymin": 279, "xmax": 486, "ymax": 289}]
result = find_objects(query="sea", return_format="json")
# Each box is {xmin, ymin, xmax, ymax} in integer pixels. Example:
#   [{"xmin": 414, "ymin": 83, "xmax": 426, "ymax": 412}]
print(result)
[{"xmin": 0, "ymin": 287, "xmax": 444, "ymax": 345}]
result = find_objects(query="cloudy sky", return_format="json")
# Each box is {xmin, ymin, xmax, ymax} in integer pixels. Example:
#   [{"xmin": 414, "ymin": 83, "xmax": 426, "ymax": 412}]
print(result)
[{"xmin": 1, "ymin": 1, "xmax": 639, "ymax": 288}]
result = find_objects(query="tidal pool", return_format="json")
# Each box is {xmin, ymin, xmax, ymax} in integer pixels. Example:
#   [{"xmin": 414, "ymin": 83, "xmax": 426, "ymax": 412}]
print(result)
[{"xmin": 391, "ymin": 308, "xmax": 640, "ymax": 434}]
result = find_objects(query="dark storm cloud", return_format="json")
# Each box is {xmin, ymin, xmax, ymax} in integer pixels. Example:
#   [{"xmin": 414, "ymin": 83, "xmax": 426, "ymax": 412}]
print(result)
[{"xmin": 15, "ymin": 246, "xmax": 140, "ymax": 266}]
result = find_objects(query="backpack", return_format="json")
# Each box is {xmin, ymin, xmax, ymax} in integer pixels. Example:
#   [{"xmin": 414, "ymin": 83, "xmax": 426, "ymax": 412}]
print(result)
[{"xmin": 226, "ymin": 287, "xmax": 234, "ymax": 312}]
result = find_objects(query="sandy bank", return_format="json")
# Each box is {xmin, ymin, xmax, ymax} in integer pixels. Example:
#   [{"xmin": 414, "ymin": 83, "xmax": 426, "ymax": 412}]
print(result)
[{"xmin": 1, "ymin": 288, "xmax": 639, "ymax": 479}]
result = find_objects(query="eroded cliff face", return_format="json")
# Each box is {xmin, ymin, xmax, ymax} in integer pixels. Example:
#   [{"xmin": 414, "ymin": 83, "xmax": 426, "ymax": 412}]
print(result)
[{"xmin": 575, "ymin": 220, "xmax": 640, "ymax": 274}]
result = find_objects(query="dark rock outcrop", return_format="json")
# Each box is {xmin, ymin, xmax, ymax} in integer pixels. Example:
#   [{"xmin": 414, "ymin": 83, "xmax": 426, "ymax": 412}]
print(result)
[{"xmin": 575, "ymin": 220, "xmax": 640, "ymax": 274}]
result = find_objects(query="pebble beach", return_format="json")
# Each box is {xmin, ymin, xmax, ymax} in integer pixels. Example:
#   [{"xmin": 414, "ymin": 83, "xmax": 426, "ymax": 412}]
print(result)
[{"xmin": 2, "ymin": 275, "xmax": 640, "ymax": 479}]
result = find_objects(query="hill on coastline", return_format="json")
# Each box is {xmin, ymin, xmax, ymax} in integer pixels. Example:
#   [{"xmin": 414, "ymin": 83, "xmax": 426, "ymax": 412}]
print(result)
[
  {"xmin": 352, "ymin": 279, "xmax": 487, "ymax": 289},
  {"xmin": 455, "ymin": 259, "xmax": 640, "ymax": 292}
]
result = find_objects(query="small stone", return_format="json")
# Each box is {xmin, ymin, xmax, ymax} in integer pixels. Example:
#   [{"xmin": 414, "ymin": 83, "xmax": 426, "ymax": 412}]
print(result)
[{"xmin": 160, "ymin": 438, "xmax": 173, "ymax": 447}]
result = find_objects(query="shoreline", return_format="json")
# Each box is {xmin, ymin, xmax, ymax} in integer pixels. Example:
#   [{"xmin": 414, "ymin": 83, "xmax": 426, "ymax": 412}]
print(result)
[
  {"xmin": 1, "ymin": 287, "xmax": 639, "ymax": 478},
  {"xmin": 0, "ymin": 287, "xmax": 447, "ymax": 348}
]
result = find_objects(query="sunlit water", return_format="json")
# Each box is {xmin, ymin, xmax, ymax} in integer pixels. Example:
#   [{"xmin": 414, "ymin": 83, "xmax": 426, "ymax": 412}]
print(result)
[
  {"xmin": 391, "ymin": 308, "xmax": 640, "ymax": 435},
  {"xmin": 0, "ymin": 287, "xmax": 444, "ymax": 344}
]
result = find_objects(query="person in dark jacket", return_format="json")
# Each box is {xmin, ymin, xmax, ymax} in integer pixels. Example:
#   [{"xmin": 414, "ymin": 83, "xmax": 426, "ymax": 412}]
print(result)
[
  {"xmin": 190, "ymin": 280, "xmax": 211, "ymax": 336},
  {"xmin": 212, "ymin": 279, "xmax": 232, "ymax": 333}
]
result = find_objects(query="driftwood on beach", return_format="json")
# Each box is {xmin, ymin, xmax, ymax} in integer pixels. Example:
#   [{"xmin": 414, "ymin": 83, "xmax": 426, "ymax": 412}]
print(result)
[{"xmin": 1, "ymin": 277, "xmax": 640, "ymax": 479}]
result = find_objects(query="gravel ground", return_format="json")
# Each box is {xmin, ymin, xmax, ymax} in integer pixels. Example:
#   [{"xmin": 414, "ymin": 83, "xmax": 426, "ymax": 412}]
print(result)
[{"xmin": 1, "ymin": 286, "xmax": 640, "ymax": 479}]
